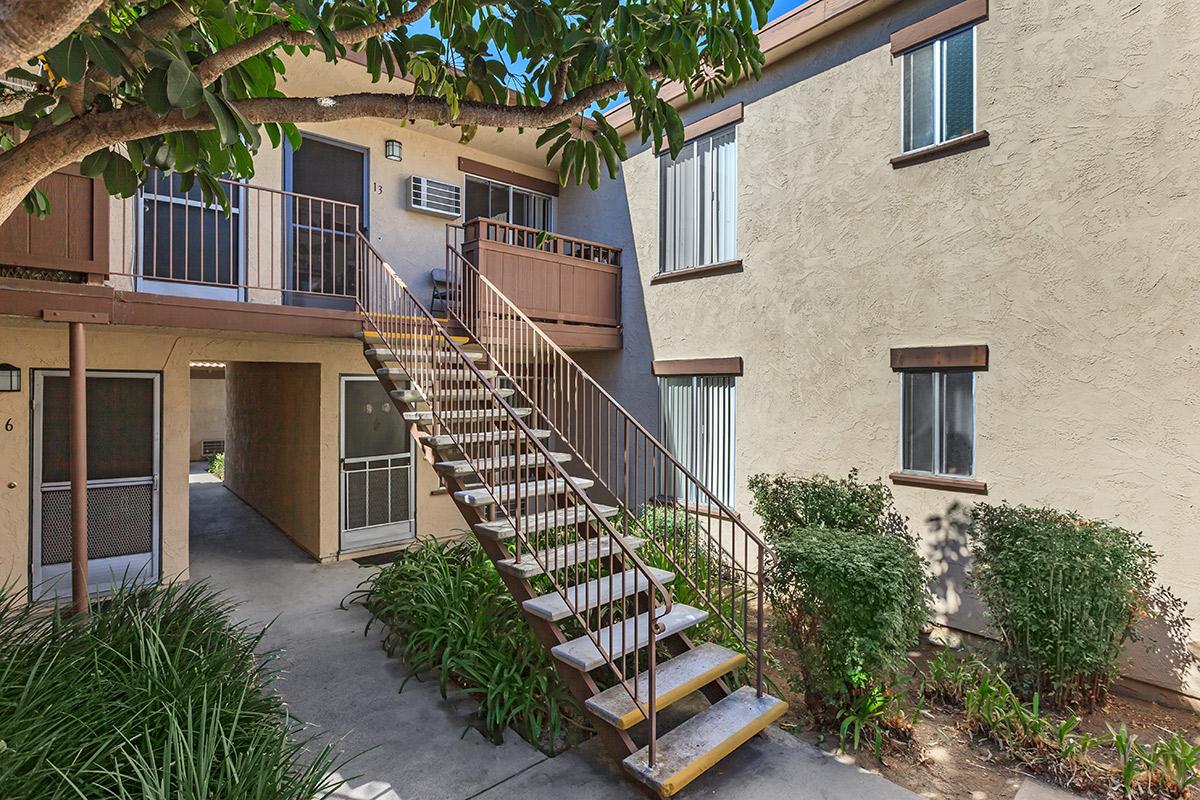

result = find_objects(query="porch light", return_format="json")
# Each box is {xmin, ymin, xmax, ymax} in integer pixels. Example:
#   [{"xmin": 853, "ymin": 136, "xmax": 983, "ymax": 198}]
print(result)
[
  {"xmin": 385, "ymin": 139, "xmax": 403, "ymax": 161},
  {"xmin": 0, "ymin": 364, "xmax": 19, "ymax": 392}
]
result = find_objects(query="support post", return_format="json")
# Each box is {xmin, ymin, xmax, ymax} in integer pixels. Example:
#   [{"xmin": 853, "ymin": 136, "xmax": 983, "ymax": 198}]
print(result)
[{"xmin": 69, "ymin": 321, "xmax": 88, "ymax": 616}]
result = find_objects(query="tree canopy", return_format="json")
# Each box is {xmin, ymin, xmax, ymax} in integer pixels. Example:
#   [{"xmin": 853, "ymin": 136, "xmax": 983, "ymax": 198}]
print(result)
[{"xmin": 0, "ymin": 0, "xmax": 768, "ymax": 220}]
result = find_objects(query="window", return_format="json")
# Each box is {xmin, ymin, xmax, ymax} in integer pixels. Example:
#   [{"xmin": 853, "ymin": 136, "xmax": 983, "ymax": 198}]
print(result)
[
  {"xmin": 140, "ymin": 170, "xmax": 242, "ymax": 287},
  {"xmin": 900, "ymin": 370, "xmax": 975, "ymax": 478},
  {"xmin": 901, "ymin": 25, "xmax": 975, "ymax": 153},
  {"xmin": 658, "ymin": 375, "xmax": 737, "ymax": 507},
  {"xmin": 659, "ymin": 127, "xmax": 737, "ymax": 274},
  {"xmin": 464, "ymin": 175, "xmax": 553, "ymax": 230}
]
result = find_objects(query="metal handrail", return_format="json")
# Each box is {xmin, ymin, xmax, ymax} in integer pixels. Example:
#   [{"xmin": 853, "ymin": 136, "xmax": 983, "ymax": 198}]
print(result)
[
  {"xmin": 445, "ymin": 233, "xmax": 769, "ymax": 697},
  {"xmin": 355, "ymin": 232, "xmax": 670, "ymax": 765}
]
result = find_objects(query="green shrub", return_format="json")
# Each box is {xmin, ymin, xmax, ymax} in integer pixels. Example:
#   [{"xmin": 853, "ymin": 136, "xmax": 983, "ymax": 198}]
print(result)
[
  {"xmin": 969, "ymin": 503, "xmax": 1187, "ymax": 706},
  {"xmin": 0, "ymin": 583, "xmax": 339, "ymax": 800},
  {"xmin": 750, "ymin": 471, "xmax": 929, "ymax": 714},
  {"xmin": 768, "ymin": 525, "xmax": 929, "ymax": 712},
  {"xmin": 207, "ymin": 451, "xmax": 225, "ymax": 480},
  {"xmin": 354, "ymin": 536, "xmax": 585, "ymax": 753},
  {"xmin": 748, "ymin": 469, "xmax": 913, "ymax": 544}
]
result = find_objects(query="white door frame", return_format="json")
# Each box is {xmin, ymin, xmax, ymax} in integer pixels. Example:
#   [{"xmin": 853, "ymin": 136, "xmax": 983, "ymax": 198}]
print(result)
[
  {"xmin": 338, "ymin": 375, "xmax": 415, "ymax": 553},
  {"xmin": 30, "ymin": 370, "xmax": 162, "ymax": 601}
]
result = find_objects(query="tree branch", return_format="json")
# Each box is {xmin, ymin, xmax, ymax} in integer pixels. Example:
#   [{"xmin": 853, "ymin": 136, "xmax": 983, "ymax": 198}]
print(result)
[
  {"xmin": 0, "ymin": 0, "xmax": 108, "ymax": 74},
  {"xmin": 194, "ymin": 0, "xmax": 438, "ymax": 86}
]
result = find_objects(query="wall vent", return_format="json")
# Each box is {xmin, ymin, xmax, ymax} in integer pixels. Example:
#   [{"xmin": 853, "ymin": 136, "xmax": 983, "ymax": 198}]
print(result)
[
  {"xmin": 202, "ymin": 439, "xmax": 225, "ymax": 457},
  {"xmin": 407, "ymin": 176, "xmax": 462, "ymax": 218}
]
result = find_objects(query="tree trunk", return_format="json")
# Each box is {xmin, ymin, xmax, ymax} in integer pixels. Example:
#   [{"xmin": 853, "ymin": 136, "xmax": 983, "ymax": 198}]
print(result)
[{"xmin": 0, "ymin": 0, "xmax": 108, "ymax": 74}]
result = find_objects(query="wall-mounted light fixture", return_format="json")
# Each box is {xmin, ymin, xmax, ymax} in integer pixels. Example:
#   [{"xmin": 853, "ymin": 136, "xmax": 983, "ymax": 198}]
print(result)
[
  {"xmin": 0, "ymin": 364, "xmax": 20, "ymax": 392},
  {"xmin": 385, "ymin": 140, "xmax": 403, "ymax": 162}
]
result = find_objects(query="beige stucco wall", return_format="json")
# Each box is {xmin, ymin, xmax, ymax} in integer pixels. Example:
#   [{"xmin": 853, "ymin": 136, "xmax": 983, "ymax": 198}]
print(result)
[
  {"xmin": 0, "ymin": 318, "xmax": 464, "ymax": 597},
  {"xmin": 188, "ymin": 376, "xmax": 225, "ymax": 461},
  {"xmin": 225, "ymin": 362, "xmax": 323, "ymax": 555},
  {"xmin": 560, "ymin": 0, "xmax": 1200, "ymax": 698}
]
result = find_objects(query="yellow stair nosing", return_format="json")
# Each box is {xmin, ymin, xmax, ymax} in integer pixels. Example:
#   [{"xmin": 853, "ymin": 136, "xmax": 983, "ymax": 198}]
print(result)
[{"xmin": 610, "ymin": 651, "xmax": 746, "ymax": 730}]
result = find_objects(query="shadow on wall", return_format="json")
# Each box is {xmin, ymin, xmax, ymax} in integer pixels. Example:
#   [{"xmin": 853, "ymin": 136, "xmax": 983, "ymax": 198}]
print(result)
[{"xmin": 921, "ymin": 499, "xmax": 1198, "ymax": 699}]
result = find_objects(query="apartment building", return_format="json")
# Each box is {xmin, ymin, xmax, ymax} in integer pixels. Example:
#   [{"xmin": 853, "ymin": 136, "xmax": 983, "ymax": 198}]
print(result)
[
  {"xmin": 1, "ymin": 0, "xmax": 1195, "ymax": 715},
  {"xmin": 558, "ymin": 0, "xmax": 1200, "ymax": 702}
]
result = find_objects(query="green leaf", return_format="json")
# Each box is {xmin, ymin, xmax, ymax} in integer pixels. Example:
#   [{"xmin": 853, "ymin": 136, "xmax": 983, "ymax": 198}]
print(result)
[
  {"xmin": 662, "ymin": 102, "xmax": 685, "ymax": 158},
  {"xmin": 584, "ymin": 141, "xmax": 599, "ymax": 189},
  {"xmin": 102, "ymin": 154, "xmax": 138, "ymax": 198},
  {"xmin": 166, "ymin": 60, "xmax": 204, "ymax": 109},
  {"xmin": 143, "ymin": 68, "xmax": 171, "ymax": 114},
  {"xmin": 45, "ymin": 37, "xmax": 87, "ymax": 83},
  {"xmin": 80, "ymin": 149, "xmax": 111, "ymax": 178},
  {"xmin": 22, "ymin": 187, "xmax": 50, "ymax": 218},
  {"xmin": 203, "ymin": 91, "xmax": 239, "ymax": 146}
]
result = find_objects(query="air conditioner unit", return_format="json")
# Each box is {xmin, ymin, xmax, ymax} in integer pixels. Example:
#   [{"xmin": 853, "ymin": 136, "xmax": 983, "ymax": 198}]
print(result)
[{"xmin": 407, "ymin": 176, "xmax": 462, "ymax": 218}]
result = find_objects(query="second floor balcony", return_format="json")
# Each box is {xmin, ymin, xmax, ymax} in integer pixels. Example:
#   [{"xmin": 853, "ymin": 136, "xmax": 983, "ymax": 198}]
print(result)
[{"xmin": 0, "ymin": 169, "xmax": 622, "ymax": 350}]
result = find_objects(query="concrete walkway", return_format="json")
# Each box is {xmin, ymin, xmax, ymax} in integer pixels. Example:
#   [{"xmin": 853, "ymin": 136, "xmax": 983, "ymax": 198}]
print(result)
[{"xmin": 188, "ymin": 467, "xmax": 918, "ymax": 800}]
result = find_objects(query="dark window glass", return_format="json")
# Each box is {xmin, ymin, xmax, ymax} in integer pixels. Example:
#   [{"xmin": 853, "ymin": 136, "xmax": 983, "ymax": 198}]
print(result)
[
  {"xmin": 942, "ymin": 28, "xmax": 975, "ymax": 141},
  {"xmin": 901, "ymin": 372, "xmax": 935, "ymax": 472},
  {"xmin": 940, "ymin": 370, "xmax": 975, "ymax": 475},
  {"xmin": 344, "ymin": 380, "xmax": 410, "ymax": 460},
  {"xmin": 42, "ymin": 376, "xmax": 155, "ymax": 483}
]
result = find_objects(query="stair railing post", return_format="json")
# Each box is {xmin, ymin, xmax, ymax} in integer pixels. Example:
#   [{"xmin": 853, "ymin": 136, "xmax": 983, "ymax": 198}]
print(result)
[{"xmin": 757, "ymin": 544, "xmax": 765, "ymax": 698}]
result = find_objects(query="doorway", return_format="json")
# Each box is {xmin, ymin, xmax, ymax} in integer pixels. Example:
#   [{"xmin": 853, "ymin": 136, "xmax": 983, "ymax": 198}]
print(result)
[
  {"xmin": 284, "ymin": 134, "xmax": 368, "ymax": 308},
  {"xmin": 339, "ymin": 376, "xmax": 414, "ymax": 553},
  {"xmin": 31, "ymin": 371, "xmax": 161, "ymax": 600}
]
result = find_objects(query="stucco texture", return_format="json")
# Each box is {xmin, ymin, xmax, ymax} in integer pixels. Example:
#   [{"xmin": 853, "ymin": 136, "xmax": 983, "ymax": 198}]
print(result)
[
  {"xmin": 188, "ymin": 376, "xmax": 225, "ymax": 461},
  {"xmin": 559, "ymin": 0, "xmax": 1200, "ymax": 698}
]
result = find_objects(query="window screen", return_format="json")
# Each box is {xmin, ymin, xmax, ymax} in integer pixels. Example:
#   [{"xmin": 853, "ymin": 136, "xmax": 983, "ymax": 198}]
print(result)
[
  {"xmin": 901, "ymin": 26, "xmax": 976, "ymax": 153},
  {"xmin": 41, "ymin": 375, "xmax": 156, "ymax": 483}
]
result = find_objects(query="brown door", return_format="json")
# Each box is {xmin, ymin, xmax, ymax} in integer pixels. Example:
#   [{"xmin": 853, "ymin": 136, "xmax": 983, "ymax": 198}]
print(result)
[{"xmin": 286, "ymin": 135, "xmax": 367, "ymax": 307}]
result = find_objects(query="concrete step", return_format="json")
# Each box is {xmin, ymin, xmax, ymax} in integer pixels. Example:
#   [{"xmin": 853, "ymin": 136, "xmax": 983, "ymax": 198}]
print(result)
[
  {"xmin": 552, "ymin": 604, "xmax": 708, "ymax": 672},
  {"xmin": 453, "ymin": 476, "xmax": 594, "ymax": 508},
  {"xmin": 434, "ymin": 452, "xmax": 570, "ymax": 478},
  {"xmin": 586, "ymin": 643, "xmax": 746, "ymax": 730},
  {"xmin": 623, "ymin": 686, "xmax": 788, "ymax": 797},
  {"xmin": 391, "ymin": 386, "xmax": 515, "ymax": 404},
  {"xmin": 403, "ymin": 407, "xmax": 531, "ymax": 423},
  {"xmin": 420, "ymin": 429, "xmax": 551, "ymax": 448},
  {"xmin": 376, "ymin": 366, "xmax": 499, "ymax": 382},
  {"xmin": 364, "ymin": 347, "xmax": 486, "ymax": 364},
  {"xmin": 496, "ymin": 535, "xmax": 646, "ymax": 579},
  {"xmin": 524, "ymin": 567, "xmax": 676, "ymax": 623},
  {"xmin": 473, "ymin": 503, "xmax": 618, "ymax": 541},
  {"xmin": 358, "ymin": 328, "xmax": 465, "ymax": 344}
]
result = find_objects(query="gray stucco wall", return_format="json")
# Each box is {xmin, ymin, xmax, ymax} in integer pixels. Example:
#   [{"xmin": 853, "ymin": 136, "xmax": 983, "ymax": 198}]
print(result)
[{"xmin": 558, "ymin": 0, "xmax": 1200, "ymax": 698}]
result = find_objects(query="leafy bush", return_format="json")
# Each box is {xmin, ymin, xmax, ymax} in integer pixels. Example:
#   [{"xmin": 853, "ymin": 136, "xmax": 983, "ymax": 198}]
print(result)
[
  {"xmin": 748, "ymin": 468, "xmax": 912, "ymax": 544},
  {"xmin": 0, "ymin": 582, "xmax": 339, "ymax": 800},
  {"xmin": 354, "ymin": 536, "xmax": 585, "ymax": 753},
  {"xmin": 767, "ymin": 525, "xmax": 929, "ymax": 713},
  {"xmin": 207, "ymin": 451, "xmax": 225, "ymax": 480},
  {"xmin": 969, "ymin": 503, "xmax": 1188, "ymax": 706}
]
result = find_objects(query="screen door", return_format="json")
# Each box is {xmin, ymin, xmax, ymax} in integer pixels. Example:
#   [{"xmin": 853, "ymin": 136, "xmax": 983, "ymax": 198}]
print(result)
[
  {"xmin": 31, "ymin": 371, "xmax": 161, "ymax": 600},
  {"xmin": 340, "ymin": 376, "xmax": 414, "ymax": 552}
]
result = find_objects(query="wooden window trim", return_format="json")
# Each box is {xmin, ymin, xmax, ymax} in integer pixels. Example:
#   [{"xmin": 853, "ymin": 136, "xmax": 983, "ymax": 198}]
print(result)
[
  {"xmin": 652, "ymin": 357, "xmax": 743, "ymax": 377},
  {"xmin": 890, "ymin": 0, "xmax": 987, "ymax": 55},
  {"xmin": 891, "ymin": 344, "xmax": 988, "ymax": 371},
  {"xmin": 889, "ymin": 471, "xmax": 988, "ymax": 494},
  {"xmin": 891, "ymin": 130, "xmax": 990, "ymax": 168},
  {"xmin": 653, "ymin": 104, "xmax": 744, "ymax": 156},
  {"xmin": 457, "ymin": 157, "xmax": 558, "ymax": 197},
  {"xmin": 651, "ymin": 259, "xmax": 743, "ymax": 285}
]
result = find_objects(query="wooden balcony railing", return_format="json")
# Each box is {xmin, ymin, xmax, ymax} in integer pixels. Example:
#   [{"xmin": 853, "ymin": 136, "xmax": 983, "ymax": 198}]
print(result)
[
  {"xmin": 0, "ymin": 165, "xmax": 109, "ymax": 275},
  {"xmin": 454, "ymin": 218, "xmax": 621, "ymax": 331}
]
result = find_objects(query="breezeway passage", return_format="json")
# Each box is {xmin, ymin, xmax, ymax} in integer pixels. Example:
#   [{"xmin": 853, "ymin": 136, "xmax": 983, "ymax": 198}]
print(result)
[{"xmin": 186, "ymin": 465, "xmax": 919, "ymax": 800}]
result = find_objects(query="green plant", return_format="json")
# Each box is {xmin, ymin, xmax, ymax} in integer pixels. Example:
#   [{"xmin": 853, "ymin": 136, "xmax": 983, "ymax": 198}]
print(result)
[
  {"xmin": 969, "ymin": 503, "xmax": 1190, "ymax": 707},
  {"xmin": 748, "ymin": 469, "xmax": 913, "ymax": 545},
  {"xmin": 835, "ymin": 671, "xmax": 914, "ymax": 759},
  {"xmin": 750, "ymin": 471, "xmax": 929, "ymax": 716},
  {"xmin": 207, "ymin": 451, "xmax": 225, "ymax": 480},
  {"xmin": 0, "ymin": 582, "xmax": 340, "ymax": 800},
  {"xmin": 923, "ymin": 648, "xmax": 986, "ymax": 705},
  {"xmin": 352, "ymin": 536, "xmax": 585, "ymax": 753}
]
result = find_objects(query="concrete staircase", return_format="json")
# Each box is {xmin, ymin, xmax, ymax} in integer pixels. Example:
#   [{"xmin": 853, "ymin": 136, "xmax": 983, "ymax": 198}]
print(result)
[{"xmin": 357, "ymin": 320, "xmax": 785, "ymax": 797}]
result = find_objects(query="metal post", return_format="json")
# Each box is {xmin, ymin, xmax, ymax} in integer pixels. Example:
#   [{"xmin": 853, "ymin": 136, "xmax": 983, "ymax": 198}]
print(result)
[{"xmin": 69, "ymin": 321, "xmax": 88, "ymax": 617}]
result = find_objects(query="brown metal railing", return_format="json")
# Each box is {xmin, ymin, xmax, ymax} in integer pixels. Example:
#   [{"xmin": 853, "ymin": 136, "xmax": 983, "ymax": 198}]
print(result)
[
  {"xmin": 109, "ymin": 175, "xmax": 360, "ymax": 302},
  {"xmin": 356, "ymin": 233, "xmax": 670, "ymax": 765},
  {"xmin": 445, "ymin": 236, "xmax": 768, "ymax": 699}
]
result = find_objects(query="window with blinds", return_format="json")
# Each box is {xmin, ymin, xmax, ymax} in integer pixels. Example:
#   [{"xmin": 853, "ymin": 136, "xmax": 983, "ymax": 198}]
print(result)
[
  {"xmin": 659, "ymin": 127, "xmax": 737, "ymax": 273},
  {"xmin": 901, "ymin": 25, "xmax": 976, "ymax": 153},
  {"xmin": 901, "ymin": 370, "xmax": 975, "ymax": 478},
  {"xmin": 658, "ymin": 375, "xmax": 737, "ymax": 508}
]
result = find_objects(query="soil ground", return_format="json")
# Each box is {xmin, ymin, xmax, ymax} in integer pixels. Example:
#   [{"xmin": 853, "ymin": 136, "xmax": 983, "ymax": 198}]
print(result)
[{"xmin": 771, "ymin": 638, "xmax": 1200, "ymax": 800}]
